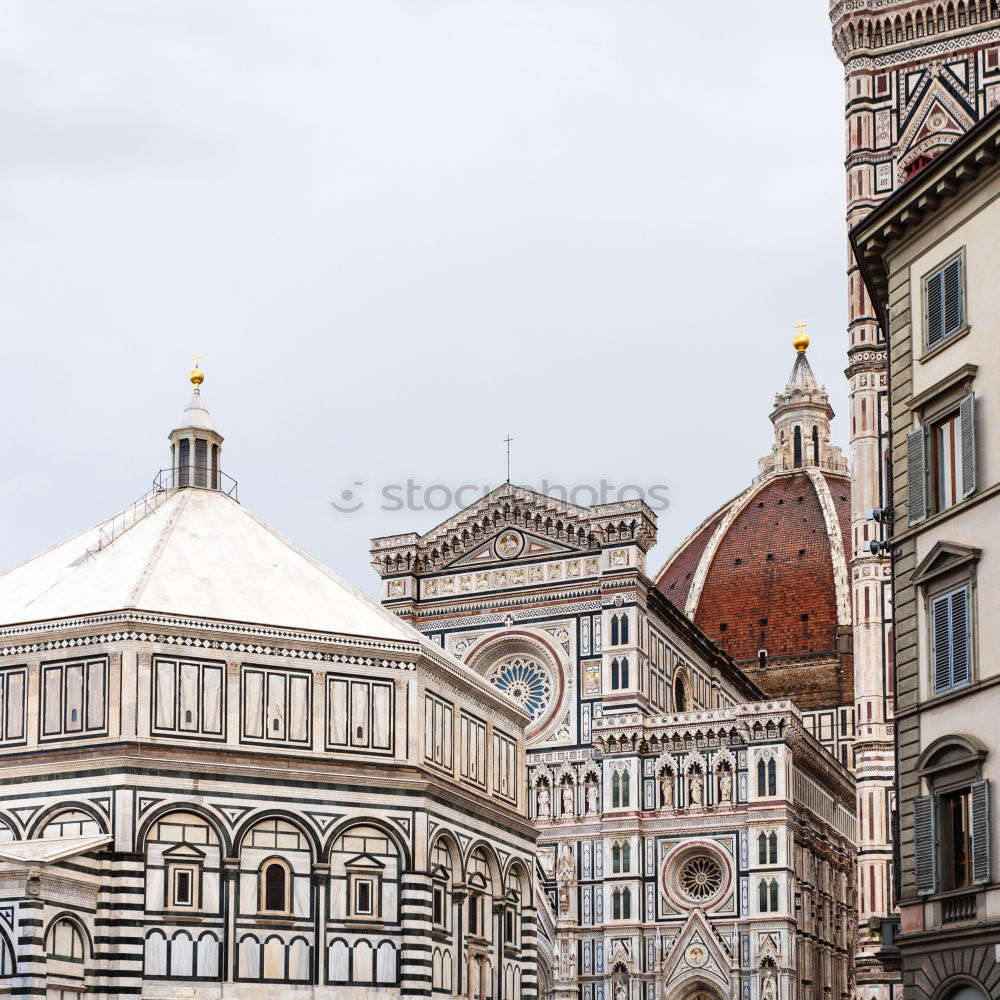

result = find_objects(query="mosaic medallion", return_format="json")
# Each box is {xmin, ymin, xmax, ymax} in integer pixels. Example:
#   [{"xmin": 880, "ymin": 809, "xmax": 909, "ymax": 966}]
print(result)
[
  {"xmin": 487, "ymin": 655, "xmax": 553, "ymax": 721},
  {"xmin": 494, "ymin": 531, "xmax": 524, "ymax": 559}
]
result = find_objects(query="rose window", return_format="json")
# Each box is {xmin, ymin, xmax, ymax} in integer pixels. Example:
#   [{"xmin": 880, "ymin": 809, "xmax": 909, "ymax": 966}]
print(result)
[
  {"xmin": 487, "ymin": 656, "xmax": 554, "ymax": 722},
  {"xmin": 679, "ymin": 856, "xmax": 723, "ymax": 901}
]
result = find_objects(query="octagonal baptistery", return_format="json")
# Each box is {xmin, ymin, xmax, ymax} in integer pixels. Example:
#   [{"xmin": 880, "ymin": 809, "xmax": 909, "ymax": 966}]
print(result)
[
  {"xmin": 0, "ymin": 367, "xmax": 537, "ymax": 1000},
  {"xmin": 655, "ymin": 338, "xmax": 856, "ymax": 764}
]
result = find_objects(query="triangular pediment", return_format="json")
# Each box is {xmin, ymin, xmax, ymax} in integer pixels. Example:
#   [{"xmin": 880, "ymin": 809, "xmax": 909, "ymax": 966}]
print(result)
[
  {"xmin": 444, "ymin": 530, "xmax": 581, "ymax": 570},
  {"xmin": 898, "ymin": 85, "xmax": 975, "ymax": 174},
  {"xmin": 414, "ymin": 484, "xmax": 595, "ymax": 554},
  {"xmin": 662, "ymin": 909, "xmax": 732, "ymax": 989},
  {"xmin": 163, "ymin": 841, "xmax": 206, "ymax": 860},
  {"xmin": 912, "ymin": 540, "xmax": 981, "ymax": 585},
  {"xmin": 344, "ymin": 853, "xmax": 385, "ymax": 871}
]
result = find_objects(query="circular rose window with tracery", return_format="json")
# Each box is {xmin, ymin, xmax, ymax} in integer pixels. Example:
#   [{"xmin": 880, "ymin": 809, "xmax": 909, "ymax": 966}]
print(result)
[
  {"xmin": 487, "ymin": 656, "xmax": 554, "ymax": 722},
  {"xmin": 679, "ymin": 856, "xmax": 723, "ymax": 901}
]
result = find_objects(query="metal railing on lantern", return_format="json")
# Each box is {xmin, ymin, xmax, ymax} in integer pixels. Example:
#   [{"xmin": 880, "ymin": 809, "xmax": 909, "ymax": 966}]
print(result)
[
  {"xmin": 153, "ymin": 465, "xmax": 238, "ymax": 498},
  {"xmin": 84, "ymin": 467, "xmax": 239, "ymax": 560}
]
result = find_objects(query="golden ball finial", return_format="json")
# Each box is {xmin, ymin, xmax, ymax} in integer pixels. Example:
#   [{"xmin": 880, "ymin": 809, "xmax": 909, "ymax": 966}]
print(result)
[
  {"xmin": 189, "ymin": 353, "xmax": 204, "ymax": 388},
  {"xmin": 792, "ymin": 322, "xmax": 809, "ymax": 354}
]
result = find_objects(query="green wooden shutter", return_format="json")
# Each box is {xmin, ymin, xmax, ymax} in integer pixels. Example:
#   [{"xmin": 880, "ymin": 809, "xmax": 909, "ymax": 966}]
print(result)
[
  {"xmin": 914, "ymin": 795, "xmax": 937, "ymax": 895},
  {"xmin": 907, "ymin": 428, "xmax": 927, "ymax": 525},
  {"xmin": 950, "ymin": 588, "xmax": 971, "ymax": 689},
  {"xmin": 942, "ymin": 257, "xmax": 963, "ymax": 338},
  {"xmin": 971, "ymin": 780, "xmax": 990, "ymax": 886},
  {"xmin": 960, "ymin": 393, "xmax": 976, "ymax": 498},
  {"xmin": 926, "ymin": 269, "xmax": 944, "ymax": 347}
]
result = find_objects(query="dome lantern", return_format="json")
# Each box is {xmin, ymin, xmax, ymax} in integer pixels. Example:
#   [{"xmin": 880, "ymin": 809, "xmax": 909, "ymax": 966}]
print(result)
[{"xmin": 168, "ymin": 357, "xmax": 225, "ymax": 490}]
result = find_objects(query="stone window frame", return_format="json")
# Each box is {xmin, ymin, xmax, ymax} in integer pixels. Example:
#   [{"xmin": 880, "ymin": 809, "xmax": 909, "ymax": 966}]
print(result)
[
  {"xmin": 911, "ymin": 541, "xmax": 981, "ymax": 702},
  {"xmin": 918, "ymin": 246, "xmax": 970, "ymax": 361},
  {"xmin": 914, "ymin": 734, "xmax": 990, "ymax": 900}
]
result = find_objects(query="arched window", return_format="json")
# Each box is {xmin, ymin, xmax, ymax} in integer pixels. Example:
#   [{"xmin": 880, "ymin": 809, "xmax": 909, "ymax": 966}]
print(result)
[
  {"xmin": 758, "ymin": 878, "xmax": 768, "ymax": 911},
  {"xmin": 621, "ymin": 614, "xmax": 629, "ymax": 645},
  {"xmin": 612, "ymin": 888, "xmax": 622, "ymax": 920},
  {"xmin": 758, "ymin": 832, "xmax": 768, "ymax": 864},
  {"xmin": 610, "ymin": 615, "xmax": 619, "ymax": 646},
  {"xmin": 768, "ymin": 832, "xmax": 778, "ymax": 863},
  {"xmin": 622, "ymin": 887, "xmax": 632, "ymax": 919},
  {"xmin": 611, "ymin": 770, "xmax": 630, "ymax": 809},
  {"xmin": 260, "ymin": 860, "xmax": 290, "ymax": 913},
  {"xmin": 674, "ymin": 675, "xmax": 687, "ymax": 712},
  {"xmin": 611, "ymin": 841, "xmax": 631, "ymax": 873},
  {"xmin": 793, "ymin": 426, "xmax": 803, "ymax": 467},
  {"xmin": 769, "ymin": 879, "xmax": 779, "ymax": 911},
  {"xmin": 758, "ymin": 758, "xmax": 777, "ymax": 796},
  {"xmin": 611, "ymin": 659, "xmax": 620, "ymax": 690},
  {"xmin": 620, "ymin": 658, "xmax": 629, "ymax": 688},
  {"xmin": 812, "ymin": 425, "xmax": 820, "ymax": 464}
]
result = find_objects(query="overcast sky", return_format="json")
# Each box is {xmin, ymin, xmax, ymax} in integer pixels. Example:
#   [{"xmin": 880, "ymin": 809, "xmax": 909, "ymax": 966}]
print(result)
[{"xmin": 1, "ymin": 1, "xmax": 849, "ymax": 599}]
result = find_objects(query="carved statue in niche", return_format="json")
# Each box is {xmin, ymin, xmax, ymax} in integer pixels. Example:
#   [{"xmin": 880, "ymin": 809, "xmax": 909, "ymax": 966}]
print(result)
[
  {"xmin": 561, "ymin": 783, "xmax": 574, "ymax": 817},
  {"xmin": 760, "ymin": 972, "xmax": 777, "ymax": 1000},
  {"xmin": 719, "ymin": 769, "xmax": 733, "ymax": 804},
  {"xmin": 586, "ymin": 781, "xmax": 599, "ymax": 815},
  {"xmin": 557, "ymin": 874, "xmax": 571, "ymax": 916},
  {"xmin": 688, "ymin": 771, "xmax": 704, "ymax": 807},
  {"xmin": 659, "ymin": 771, "xmax": 674, "ymax": 809},
  {"xmin": 536, "ymin": 786, "xmax": 551, "ymax": 820}
]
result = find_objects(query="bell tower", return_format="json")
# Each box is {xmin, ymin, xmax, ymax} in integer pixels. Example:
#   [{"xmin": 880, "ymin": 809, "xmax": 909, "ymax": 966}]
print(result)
[{"xmin": 830, "ymin": 3, "xmax": 998, "ymax": 998}]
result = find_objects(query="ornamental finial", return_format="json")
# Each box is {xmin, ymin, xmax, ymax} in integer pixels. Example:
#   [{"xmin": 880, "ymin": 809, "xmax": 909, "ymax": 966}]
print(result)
[
  {"xmin": 792, "ymin": 322, "xmax": 809, "ymax": 354},
  {"xmin": 190, "ymin": 354, "xmax": 204, "ymax": 388}
]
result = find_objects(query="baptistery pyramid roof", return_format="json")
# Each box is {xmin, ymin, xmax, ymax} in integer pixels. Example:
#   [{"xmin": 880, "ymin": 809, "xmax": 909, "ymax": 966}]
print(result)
[{"xmin": 0, "ymin": 486, "xmax": 412, "ymax": 640}]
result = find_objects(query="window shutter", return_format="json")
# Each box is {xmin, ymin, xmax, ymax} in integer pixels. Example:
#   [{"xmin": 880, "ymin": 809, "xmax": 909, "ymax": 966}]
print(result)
[
  {"xmin": 907, "ymin": 428, "xmax": 927, "ymax": 525},
  {"xmin": 926, "ymin": 268, "xmax": 944, "ymax": 347},
  {"xmin": 914, "ymin": 795, "xmax": 937, "ymax": 894},
  {"xmin": 949, "ymin": 587, "xmax": 970, "ymax": 689},
  {"xmin": 971, "ymin": 780, "xmax": 990, "ymax": 886},
  {"xmin": 960, "ymin": 393, "xmax": 976, "ymax": 498},
  {"xmin": 931, "ymin": 593, "xmax": 953, "ymax": 694},
  {"xmin": 942, "ymin": 257, "xmax": 963, "ymax": 338}
]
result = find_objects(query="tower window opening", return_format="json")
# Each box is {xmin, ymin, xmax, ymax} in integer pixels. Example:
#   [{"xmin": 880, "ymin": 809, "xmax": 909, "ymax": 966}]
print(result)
[
  {"xmin": 178, "ymin": 439, "xmax": 191, "ymax": 488},
  {"xmin": 812, "ymin": 426, "xmax": 820, "ymax": 464},
  {"xmin": 793, "ymin": 426, "xmax": 803, "ymax": 467}
]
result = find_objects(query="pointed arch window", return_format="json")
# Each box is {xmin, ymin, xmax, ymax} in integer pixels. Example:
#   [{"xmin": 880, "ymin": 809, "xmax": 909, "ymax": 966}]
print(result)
[
  {"xmin": 757, "ymin": 758, "xmax": 777, "ymax": 796},
  {"xmin": 620, "ymin": 614, "xmax": 629, "ymax": 645},
  {"xmin": 793, "ymin": 426, "xmax": 803, "ymax": 467},
  {"xmin": 610, "ymin": 615, "xmax": 620, "ymax": 646},
  {"xmin": 759, "ymin": 878, "xmax": 779, "ymax": 912},
  {"xmin": 611, "ymin": 659, "xmax": 620, "ymax": 690},
  {"xmin": 620, "ymin": 658, "xmax": 629, "ymax": 689},
  {"xmin": 611, "ymin": 841, "xmax": 631, "ymax": 873},
  {"xmin": 758, "ymin": 831, "xmax": 778, "ymax": 864},
  {"xmin": 611, "ymin": 769, "xmax": 630, "ymax": 808},
  {"xmin": 812, "ymin": 425, "xmax": 820, "ymax": 464}
]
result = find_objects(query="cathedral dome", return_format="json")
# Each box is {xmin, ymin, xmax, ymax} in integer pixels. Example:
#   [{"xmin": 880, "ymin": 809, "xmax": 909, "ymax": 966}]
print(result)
[
  {"xmin": 654, "ymin": 336, "xmax": 854, "ymax": 710},
  {"xmin": 655, "ymin": 468, "xmax": 852, "ymax": 664}
]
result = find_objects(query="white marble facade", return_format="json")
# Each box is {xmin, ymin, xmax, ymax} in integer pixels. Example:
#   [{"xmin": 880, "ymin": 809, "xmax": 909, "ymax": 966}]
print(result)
[{"xmin": 374, "ymin": 485, "xmax": 858, "ymax": 1000}]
